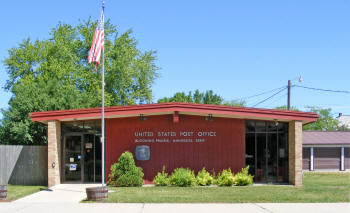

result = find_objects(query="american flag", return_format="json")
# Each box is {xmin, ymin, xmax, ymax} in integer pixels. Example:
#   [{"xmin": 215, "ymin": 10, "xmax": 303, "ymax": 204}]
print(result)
[{"xmin": 88, "ymin": 9, "xmax": 104, "ymax": 69}]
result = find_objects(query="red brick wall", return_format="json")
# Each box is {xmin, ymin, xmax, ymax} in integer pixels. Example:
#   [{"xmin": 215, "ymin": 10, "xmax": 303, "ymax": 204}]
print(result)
[{"xmin": 106, "ymin": 114, "xmax": 245, "ymax": 183}]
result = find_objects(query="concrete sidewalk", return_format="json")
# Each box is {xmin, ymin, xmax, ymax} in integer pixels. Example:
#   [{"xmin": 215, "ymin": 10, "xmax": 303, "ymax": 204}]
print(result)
[
  {"xmin": 14, "ymin": 184, "xmax": 100, "ymax": 203},
  {"xmin": 1, "ymin": 203, "xmax": 349, "ymax": 213}
]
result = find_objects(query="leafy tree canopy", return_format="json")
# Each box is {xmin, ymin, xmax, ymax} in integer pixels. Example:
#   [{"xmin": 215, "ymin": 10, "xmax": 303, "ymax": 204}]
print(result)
[
  {"xmin": 274, "ymin": 105, "xmax": 300, "ymax": 111},
  {"xmin": 158, "ymin": 90, "xmax": 245, "ymax": 107},
  {"xmin": 275, "ymin": 106, "xmax": 349, "ymax": 131},
  {"xmin": 303, "ymin": 107, "xmax": 348, "ymax": 131},
  {"xmin": 0, "ymin": 18, "xmax": 159, "ymax": 145}
]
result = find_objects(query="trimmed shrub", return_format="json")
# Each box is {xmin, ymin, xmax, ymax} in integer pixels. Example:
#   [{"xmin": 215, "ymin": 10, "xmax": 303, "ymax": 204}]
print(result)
[
  {"xmin": 116, "ymin": 167, "xmax": 144, "ymax": 187},
  {"xmin": 216, "ymin": 168, "xmax": 235, "ymax": 186},
  {"xmin": 169, "ymin": 168, "xmax": 197, "ymax": 187},
  {"xmin": 196, "ymin": 167, "xmax": 214, "ymax": 186},
  {"xmin": 211, "ymin": 169, "xmax": 218, "ymax": 185},
  {"xmin": 153, "ymin": 166, "xmax": 170, "ymax": 186},
  {"xmin": 111, "ymin": 151, "xmax": 137, "ymax": 177},
  {"xmin": 234, "ymin": 166, "xmax": 254, "ymax": 186},
  {"xmin": 108, "ymin": 151, "xmax": 144, "ymax": 187}
]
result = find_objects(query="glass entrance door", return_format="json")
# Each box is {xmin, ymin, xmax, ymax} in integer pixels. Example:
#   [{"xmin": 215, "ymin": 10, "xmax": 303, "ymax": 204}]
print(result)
[
  {"xmin": 256, "ymin": 133, "xmax": 267, "ymax": 182},
  {"xmin": 63, "ymin": 133, "xmax": 101, "ymax": 183},
  {"xmin": 83, "ymin": 134, "xmax": 94, "ymax": 182},
  {"xmin": 266, "ymin": 133, "xmax": 278, "ymax": 182},
  {"xmin": 83, "ymin": 134, "xmax": 102, "ymax": 182},
  {"xmin": 64, "ymin": 135, "xmax": 82, "ymax": 182},
  {"xmin": 254, "ymin": 135, "xmax": 280, "ymax": 182},
  {"xmin": 245, "ymin": 121, "xmax": 289, "ymax": 183},
  {"xmin": 94, "ymin": 135, "xmax": 102, "ymax": 182}
]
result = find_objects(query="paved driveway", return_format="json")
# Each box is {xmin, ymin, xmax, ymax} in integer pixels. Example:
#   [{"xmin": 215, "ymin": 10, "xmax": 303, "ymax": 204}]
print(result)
[{"xmin": 0, "ymin": 184, "xmax": 349, "ymax": 213}]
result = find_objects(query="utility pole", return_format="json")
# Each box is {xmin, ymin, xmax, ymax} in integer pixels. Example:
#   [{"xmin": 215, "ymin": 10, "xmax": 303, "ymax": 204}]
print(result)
[{"xmin": 287, "ymin": 80, "xmax": 291, "ymax": 110}]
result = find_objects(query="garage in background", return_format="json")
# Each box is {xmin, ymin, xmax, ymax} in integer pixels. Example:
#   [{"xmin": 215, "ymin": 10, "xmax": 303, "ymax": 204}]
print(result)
[{"xmin": 302, "ymin": 131, "xmax": 350, "ymax": 171}]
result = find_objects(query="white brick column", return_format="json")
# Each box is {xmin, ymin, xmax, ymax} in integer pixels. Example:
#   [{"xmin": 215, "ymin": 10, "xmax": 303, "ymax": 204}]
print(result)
[{"xmin": 47, "ymin": 120, "xmax": 61, "ymax": 187}]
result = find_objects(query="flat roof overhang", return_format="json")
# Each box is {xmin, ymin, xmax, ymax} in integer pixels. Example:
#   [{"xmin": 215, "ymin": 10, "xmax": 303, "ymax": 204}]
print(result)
[
  {"xmin": 303, "ymin": 144, "xmax": 350, "ymax": 147},
  {"xmin": 29, "ymin": 102, "xmax": 319, "ymax": 124}
]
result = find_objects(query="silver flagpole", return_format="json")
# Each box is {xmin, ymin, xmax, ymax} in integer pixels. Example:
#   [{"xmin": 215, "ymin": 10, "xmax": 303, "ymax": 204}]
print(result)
[{"xmin": 101, "ymin": 1, "xmax": 105, "ymax": 186}]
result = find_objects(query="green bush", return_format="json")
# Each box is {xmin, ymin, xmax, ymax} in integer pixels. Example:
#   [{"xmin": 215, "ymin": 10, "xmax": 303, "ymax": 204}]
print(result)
[
  {"xmin": 116, "ymin": 167, "xmax": 144, "ymax": 187},
  {"xmin": 111, "ymin": 151, "xmax": 137, "ymax": 177},
  {"xmin": 196, "ymin": 167, "xmax": 214, "ymax": 186},
  {"xmin": 153, "ymin": 166, "xmax": 170, "ymax": 186},
  {"xmin": 108, "ymin": 151, "xmax": 144, "ymax": 187},
  {"xmin": 234, "ymin": 166, "xmax": 254, "ymax": 186},
  {"xmin": 216, "ymin": 168, "xmax": 235, "ymax": 186},
  {"xmin": 169, "ymin": 168, "xmax": 197, "ymax": 187}
]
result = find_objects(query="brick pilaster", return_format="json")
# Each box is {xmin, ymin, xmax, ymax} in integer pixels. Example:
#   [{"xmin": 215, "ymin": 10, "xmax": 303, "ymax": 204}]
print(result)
[
  {"xmin": 47, "ymin": 120, "xmax": 61, "ymax": 188},
  {"xmin": 289, "ymin": 121, "xmax": 303, "ymax": 186}
]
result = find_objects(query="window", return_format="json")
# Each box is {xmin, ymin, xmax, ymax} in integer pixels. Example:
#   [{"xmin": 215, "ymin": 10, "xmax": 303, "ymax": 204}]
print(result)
[{"xmin": 245, "ymin": 120, "xmax": 289, "ymax": 183}]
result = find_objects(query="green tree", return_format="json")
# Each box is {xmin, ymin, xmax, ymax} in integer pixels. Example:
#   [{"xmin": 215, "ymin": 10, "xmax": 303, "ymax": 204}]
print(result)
[
  {"xmin": 222, "ymin": 100, "xmax": 247, "ymax": 107},
  {"xmin": 158, "ymin": 90, "xmax": 245, "ymax": 106},
  {"xmin": 0, "ymin": 19, "xmax": 159, "ymax": 145},
  {"xmin": 275, "ymin": 106, "xmax": 300, "ymax": 111},
  {"xmin": 275, "ymin": 106, "xmax": 349, "ymax": 131},
  {"xmin": 303, "ymin": 107, "xmax": 348, "ymax": 131}
]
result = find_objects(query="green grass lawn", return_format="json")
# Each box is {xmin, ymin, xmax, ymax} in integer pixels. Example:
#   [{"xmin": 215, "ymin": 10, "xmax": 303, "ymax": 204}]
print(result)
[
  {"xmin": 103, "ymin": 172, "xmax": 350, "ymax": 203},
  {"xmin": 6, "ymin": 185, "xmax": 46, "ymax": 201}
]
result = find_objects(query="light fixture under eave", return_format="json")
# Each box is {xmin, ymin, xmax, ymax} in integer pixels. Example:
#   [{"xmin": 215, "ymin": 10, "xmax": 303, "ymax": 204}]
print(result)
[
  {"xmin": 205, "ymin": 114, "xmax": 214, "ymax": 121},
  {"xmin": 139, "ymin": 114, "xmax": 147, "ymax": 121},
  {"xmin": 73, "ymin": 119, "xmax": 78, "ymax": 127},
  {"xmin": 274, "ymin": 119, "xmax": 279, "ymax": 127}
]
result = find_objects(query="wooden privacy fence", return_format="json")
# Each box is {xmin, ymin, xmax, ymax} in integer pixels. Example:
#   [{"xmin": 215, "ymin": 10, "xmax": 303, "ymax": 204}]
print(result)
[{"xmin": 0, "ymin": 145, "xmax": 47, "ymax": 185}]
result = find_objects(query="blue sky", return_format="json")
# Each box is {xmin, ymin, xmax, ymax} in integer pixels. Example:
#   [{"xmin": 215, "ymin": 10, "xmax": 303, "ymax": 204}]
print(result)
[{"xmin": 1, "ymin": 0, "xmax": 349, "ymax": 118}]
